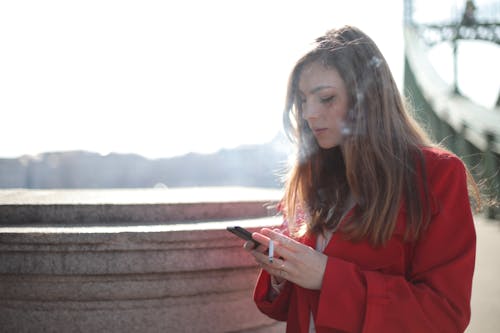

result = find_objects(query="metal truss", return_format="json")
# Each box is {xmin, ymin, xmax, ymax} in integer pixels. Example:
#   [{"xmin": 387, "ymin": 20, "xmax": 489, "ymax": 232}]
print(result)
[{"xmin": 416, "ymin": 22, "xmax": 500, "ymax": 46}]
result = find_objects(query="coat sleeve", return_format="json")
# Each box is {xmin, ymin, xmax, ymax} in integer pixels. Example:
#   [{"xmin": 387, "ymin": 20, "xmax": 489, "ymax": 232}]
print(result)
[
  {"xmin": 253, "ymin": 269, "xmax": 293, "ymax": 321},
  {"xmin": 315, "ymin": 155, "xmax": 476, "ymax": 333}
]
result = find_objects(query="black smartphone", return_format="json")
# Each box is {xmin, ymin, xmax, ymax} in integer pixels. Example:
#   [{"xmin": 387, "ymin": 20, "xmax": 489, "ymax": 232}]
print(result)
[{"xmin": 226, "ymin": 226, "xmax": 261, "ymax": 249}]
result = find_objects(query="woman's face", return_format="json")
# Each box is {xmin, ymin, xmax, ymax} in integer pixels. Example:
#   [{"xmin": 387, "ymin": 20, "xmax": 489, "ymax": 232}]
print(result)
[{"xmin": 298, "ymin": 61, "xmax": 349, "ymax": 149}]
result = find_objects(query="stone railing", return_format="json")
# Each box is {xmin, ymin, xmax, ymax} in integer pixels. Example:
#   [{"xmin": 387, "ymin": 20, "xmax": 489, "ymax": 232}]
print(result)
[{"xmin": 0, "ymin": 188, "xmax": 286, "ymax": 332}]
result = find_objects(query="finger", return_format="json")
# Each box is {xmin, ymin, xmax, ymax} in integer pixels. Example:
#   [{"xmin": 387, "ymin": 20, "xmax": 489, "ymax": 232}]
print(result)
[
  {"xmin": 252, "ymin": 249, "xmax": 272, "ymax": 264},
  {"xmin": 252, "ymin": 249, "xmax": 282, "ymax": 268},
  {"xmin": 243, "ymin": 241, "xmax": 254, "ymax": 251},
  {"xmin": 262, "ymin": 228, "xmax": 295, "ymax": 246},
  {"xmin": 261, "ymin": 228, "xmax": 301, "ymax": 250},
  {"xmin": 251, "ymin": 232, "xmax": 295, "ymax": 260},
  {"xmin": 260, "ymin": 228, "xmax": 301, "ymax": 248},
  {"xmin": 260, "ymin": 259, "xmax": 291, "ymax": 282},
  {"xmin": 252, "ymin": 230, "xmax": 292, "ymax": 248},
  {"xmin": 270, "ymin": 256, "xmax": 286, "ymax": 268},
  {"xmin": 248, "ymin": 249, "xmax": 270, "ymax": 268},
  {"xmin": 243, "ymin": 238, "xmax": 267, "ymax": 254},
  {"xmin": 253, "ymin": 251, "xmax": 287, "ymax": 272}
]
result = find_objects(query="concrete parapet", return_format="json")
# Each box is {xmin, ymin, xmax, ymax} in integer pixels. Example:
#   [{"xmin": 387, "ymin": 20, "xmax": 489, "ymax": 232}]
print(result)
[
  {"xmin": 0, "ymin": 188, "xmax": 285, "ymax": 332},
  {"xmin": 0, "ymin": 188, "xmax": 281, "ymax": 226}
]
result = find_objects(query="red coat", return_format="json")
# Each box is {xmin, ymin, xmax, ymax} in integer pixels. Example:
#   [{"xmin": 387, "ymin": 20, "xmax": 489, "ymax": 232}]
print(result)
[{"xmin": 253, "ymin": 147, "xmax": 476, "ymax": 333}]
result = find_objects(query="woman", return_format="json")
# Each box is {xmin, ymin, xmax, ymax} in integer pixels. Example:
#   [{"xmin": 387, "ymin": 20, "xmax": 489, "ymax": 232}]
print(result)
[{"xmin": 244, "ymin": 26, "xmax": 480, "ymax": 333}]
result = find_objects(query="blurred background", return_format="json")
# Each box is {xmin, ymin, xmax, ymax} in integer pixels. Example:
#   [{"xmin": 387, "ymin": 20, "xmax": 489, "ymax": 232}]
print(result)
[{"xmin": 0, "ymin": 0, "xmax": 498, "ymax": 189}]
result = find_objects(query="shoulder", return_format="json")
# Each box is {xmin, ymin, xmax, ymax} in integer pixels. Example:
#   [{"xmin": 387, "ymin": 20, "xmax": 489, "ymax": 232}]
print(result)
[
  {"xmin": 419, "ymin": 146, "xmax": 466, "ymax": 180},
  {"xmin": 418, "ymin": 146, "xmax": 470, "ymax": 213},
  {"xmin": 420, "ymin": 145, "xmax": 462, "ymax": 164}
]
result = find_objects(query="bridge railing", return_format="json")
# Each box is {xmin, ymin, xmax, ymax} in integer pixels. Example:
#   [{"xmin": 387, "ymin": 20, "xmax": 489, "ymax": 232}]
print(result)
[{"xmin": 404, "ymin": 26, "xmax": 500, "ymax": 219}]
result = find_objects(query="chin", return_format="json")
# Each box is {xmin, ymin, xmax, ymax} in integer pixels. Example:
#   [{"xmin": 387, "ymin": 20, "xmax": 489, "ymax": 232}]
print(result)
[{"xmin": 317, "ymin": 141, "xmax": 339, "ymax": 149}]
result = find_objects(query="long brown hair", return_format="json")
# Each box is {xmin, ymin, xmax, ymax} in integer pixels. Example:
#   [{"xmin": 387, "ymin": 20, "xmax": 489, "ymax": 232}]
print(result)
[{"xmin": 282, "ymin": 26, "xmax": 448, "ymax": 246}]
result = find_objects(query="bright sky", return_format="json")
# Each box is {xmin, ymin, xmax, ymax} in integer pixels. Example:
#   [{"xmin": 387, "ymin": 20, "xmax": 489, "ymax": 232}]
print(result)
[{"xmin": 0, "ymin": 0, "xmax": 497, "ymax": 159}]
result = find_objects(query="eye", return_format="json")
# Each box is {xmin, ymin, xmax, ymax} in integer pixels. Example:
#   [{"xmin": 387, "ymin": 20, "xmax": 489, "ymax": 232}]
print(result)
[{"xmin": 320, "ymin": 96, "xmax": 335, "ymax": 104}]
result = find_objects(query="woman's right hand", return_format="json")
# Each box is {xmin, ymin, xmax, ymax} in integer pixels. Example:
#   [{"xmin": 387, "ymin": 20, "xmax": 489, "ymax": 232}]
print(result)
[
  {"xmin": 246, "ymin": 228, "xmax": 328, "ymax": 290},
  {"xmin": 243, "ymin": 231, "xmax": 286, "ymax": 284}
]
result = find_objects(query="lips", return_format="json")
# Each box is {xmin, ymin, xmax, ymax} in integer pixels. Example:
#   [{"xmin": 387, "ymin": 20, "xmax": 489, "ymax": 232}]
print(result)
[{"xmin": 312, "ymin": 128, "xmax": 328, "ymax": 135}]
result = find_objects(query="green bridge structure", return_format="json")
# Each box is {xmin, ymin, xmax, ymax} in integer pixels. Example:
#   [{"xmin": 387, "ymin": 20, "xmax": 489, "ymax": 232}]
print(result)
[{"xmin": 403, "ymin": 0, "xmax": 500, "ymax": 219}]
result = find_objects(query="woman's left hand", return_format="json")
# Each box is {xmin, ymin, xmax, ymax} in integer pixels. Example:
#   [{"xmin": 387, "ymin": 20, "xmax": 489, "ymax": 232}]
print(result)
[{"xmin": 250, "ymin": 228, "xmax": 328, "ymax": 290}]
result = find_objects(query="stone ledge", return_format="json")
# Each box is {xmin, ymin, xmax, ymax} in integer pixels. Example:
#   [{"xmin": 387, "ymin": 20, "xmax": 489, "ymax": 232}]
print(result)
[
  {"xmin": 0, "ymin": 267, "xmax": 258, "ymax": 301},
  {"xmin": 0, "ymin": 218, "xmax": 283, "ymax": 332},
  {"xmin": 0, "ymin": 217, "xmax": 281, "ymax": 275},
  {"xmin": 0, "ymin": 292, "xmax": 285, "ymax": 333},
  {"xmin": 0, "ymin": 187, "xmax": 283, "ymax": 204},
  {"xmin": 0, "ymin": 188, "xmax": 284, "ymax": 332},
  {"xmin": 0, "ymin": 187, "xmax": 282, "ymax": 225}
]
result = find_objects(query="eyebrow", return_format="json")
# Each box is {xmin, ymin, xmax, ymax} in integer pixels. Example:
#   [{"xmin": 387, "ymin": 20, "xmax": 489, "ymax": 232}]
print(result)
[
  {"xmin": 298, "ymin": 85, "xmax": 335, "ymax": 96},
  {"xmin": 310, "ymin": 85, "xmax": 335, "ymax": 94}
]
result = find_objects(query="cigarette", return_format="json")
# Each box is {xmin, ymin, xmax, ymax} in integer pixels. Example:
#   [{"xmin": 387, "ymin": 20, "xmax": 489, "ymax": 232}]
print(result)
[{"xmin": 268, "ymin": 239, "xmax": 274, "ymax": 263}]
